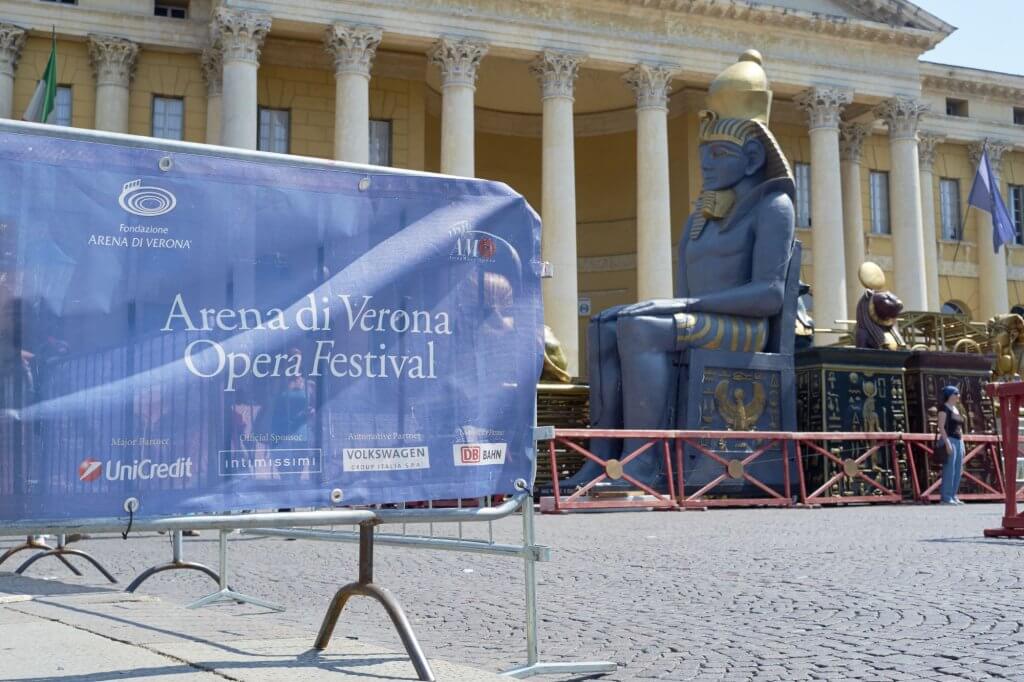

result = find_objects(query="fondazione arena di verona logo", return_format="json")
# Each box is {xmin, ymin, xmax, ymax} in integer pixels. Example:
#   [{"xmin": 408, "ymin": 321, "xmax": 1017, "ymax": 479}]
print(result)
[{"xmin": 118, "ymin": 179, "xmax": 177, "ymax": 217}]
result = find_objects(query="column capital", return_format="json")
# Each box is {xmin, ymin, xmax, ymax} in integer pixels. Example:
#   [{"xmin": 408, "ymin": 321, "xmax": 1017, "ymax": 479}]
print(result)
[
  {"xmin": 0, "ymin": 23, "xmax": 27, "ymax": 75},
  {"xmin": 968, "ymin": 139, "xmax": 1012, "ymax": 181},
  {"xmin": 839, "ymin": 121, "xmax": 871, "ymax": 163},
  {"xmin": 795, "ymin": 87, "xmax": 852, "ymax": 130},
  {"xmin": 87, "ymin": 35, "xmax": 139, "ymax": 87},
  {"xmin": 917, "ymin": 132, "xmax": 944, "ymax": 173},
  {"xmin": 211, "ymin": 7, "xmax": 270, "ymax": 65},
  {"xmin": 529, "ymin": 51, "xmax": 585, "ymax": 100},
  {"xmin": 429, "ymin": 37, "xmax": 488, "ymax": 89},
  {"xmin": 874, "ymin": 96, "xmax": 928, "ymax": 141},
  {"xmin": 324, "ymin": 24, "xmax": 382, "ymax": 79},
  {"xmin": 201, "ymin": 45, "xmax": 223, "ymax": 96},
  {"xmin": 623, "ymin": 63, "xmax": 677, "ymax": 111}
]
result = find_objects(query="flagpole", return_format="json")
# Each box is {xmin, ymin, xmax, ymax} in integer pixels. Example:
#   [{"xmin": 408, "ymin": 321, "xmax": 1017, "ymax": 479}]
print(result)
[{"xmin": 943, "ymin": 198, "xmax": 973, "ymax": 309}]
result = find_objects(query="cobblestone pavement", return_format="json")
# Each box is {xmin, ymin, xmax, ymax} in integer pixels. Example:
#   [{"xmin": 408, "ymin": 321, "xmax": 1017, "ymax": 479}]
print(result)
[{"xmin": 4, "ymin": 503, "xmax": 1023, "ymax": 681}]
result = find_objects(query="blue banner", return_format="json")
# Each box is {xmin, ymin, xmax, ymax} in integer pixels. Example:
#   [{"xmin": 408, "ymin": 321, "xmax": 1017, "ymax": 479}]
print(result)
[{"xmin": 0, "ymin": 127, "xmax": 542, "ymax": 521}]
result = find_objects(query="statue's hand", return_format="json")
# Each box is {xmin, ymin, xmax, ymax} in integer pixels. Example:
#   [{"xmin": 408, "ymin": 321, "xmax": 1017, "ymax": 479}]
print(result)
[{"xmin": 618, "ymin": 298, "xmax": 693, "ymax": 318}]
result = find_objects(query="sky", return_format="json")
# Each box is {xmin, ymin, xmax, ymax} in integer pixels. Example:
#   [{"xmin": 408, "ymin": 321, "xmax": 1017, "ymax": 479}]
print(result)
[{"xmin": 913, "ymin": 0, "xmax": 1023, "ymax": 75}]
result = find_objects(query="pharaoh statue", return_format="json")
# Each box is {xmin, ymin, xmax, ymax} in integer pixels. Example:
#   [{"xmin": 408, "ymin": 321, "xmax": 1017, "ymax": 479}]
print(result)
[{"xmin": 573, "ymin": 50, "xmax": 797, "ymax": 487}]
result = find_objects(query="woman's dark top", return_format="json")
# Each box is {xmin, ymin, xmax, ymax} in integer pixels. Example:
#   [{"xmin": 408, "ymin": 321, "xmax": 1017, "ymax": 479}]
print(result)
[{"xmin": 941, "ymin": 404, "xmax": 964, "ymax": 439}]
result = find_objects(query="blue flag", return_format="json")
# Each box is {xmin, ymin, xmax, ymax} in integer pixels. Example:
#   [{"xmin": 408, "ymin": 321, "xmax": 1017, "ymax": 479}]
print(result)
[{"xmin": 967, "ymin": 147, "xmax": 1016, "ymax": 253}]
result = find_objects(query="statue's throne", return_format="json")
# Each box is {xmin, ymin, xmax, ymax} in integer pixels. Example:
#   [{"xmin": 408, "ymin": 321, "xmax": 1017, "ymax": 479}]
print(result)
[{"xmin": 671, "ymin": 241, "xmax": 802, "ymax": 495}]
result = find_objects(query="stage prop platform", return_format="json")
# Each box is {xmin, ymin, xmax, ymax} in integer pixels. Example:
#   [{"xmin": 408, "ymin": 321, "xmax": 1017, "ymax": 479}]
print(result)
[
  {"xmin": 674, "ymin": 349, "xmax": 795, "ymax": 498},
  {"xmin": 536, "ymin": 347, "xmax": 1009, "ymax": 511},
  {"xmin": 794, "ymin": 348, "xmax": 909, "ymax": 500},
  {"xmin": 903, "ymin": 352, "xmax": 1001, "ymax": 501}
]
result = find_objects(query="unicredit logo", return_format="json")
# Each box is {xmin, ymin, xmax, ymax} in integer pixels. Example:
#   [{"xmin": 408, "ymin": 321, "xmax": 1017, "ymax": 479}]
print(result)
[
  {"xmin": 78, "ymin": 457, "xmax": 193, "ymax": 482},
  {"xmin": 78, "ymin": 458, "xmax": 103, "ymax": 482}
]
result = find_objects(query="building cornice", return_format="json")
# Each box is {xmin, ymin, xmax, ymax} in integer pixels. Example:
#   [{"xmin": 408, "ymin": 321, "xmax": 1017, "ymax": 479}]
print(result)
[
  {"xmin": 619, "ymin": 0, "xmax": 948, "ymax": 51},
  {"xmin": 836, "ymin": 0, "xmax": 954, "ymax": 34},
  {"xmin": 921, "ymin": 62, "xmax": 1024, "ymax": 104}
]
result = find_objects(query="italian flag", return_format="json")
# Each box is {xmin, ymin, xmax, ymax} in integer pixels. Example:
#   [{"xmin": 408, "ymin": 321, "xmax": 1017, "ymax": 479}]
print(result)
[{"xmin": 23, "ymin": 33, "xmax": 57, "ymax": 124}]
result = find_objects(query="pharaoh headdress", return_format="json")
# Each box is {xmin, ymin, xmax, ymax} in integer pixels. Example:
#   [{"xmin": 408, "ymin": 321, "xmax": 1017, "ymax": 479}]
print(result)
[{"xmin": 692, "ymin": 50, "xmax": 795, "ymax": 239}]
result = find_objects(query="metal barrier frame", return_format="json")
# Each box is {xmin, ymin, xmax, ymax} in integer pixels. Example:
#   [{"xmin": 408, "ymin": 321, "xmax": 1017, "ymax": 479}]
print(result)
[
  {"xmin": 676, "ymin": 431, "xmax": 791, "ymax": 509},
  {"xmin": 794, "ymin": 432, "xmax": 903, "ymax": 506},
  {"xmin": 902, "ymin": 434, "xmax": 1004, "ymax": 503},
  {"xmin": 244, "ymin": 486, "xmax": 617, "ymax": 679},
  {"xmin": 542, "ymin": 430, "xmax": 678, "ymax": 512},
  {"xmin": 540, "ymin": 429, "xmax": 1010, "ymax": 511},
  {"xmin": 985, "ymin": 383, "xmax": 1024, "ymax": 538}
]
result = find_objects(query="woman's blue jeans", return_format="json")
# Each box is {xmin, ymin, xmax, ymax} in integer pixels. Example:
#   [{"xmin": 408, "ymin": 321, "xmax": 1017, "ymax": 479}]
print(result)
[{"xmin": 940, "ymin": 437, "xmax": 964, "ymax": 503}]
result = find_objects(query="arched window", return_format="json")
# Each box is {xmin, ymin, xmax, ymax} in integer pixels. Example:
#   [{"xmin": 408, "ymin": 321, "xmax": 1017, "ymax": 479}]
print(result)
[{"xmin": 941, "ymin": 300, "xmax": 970, "ymax": 317}]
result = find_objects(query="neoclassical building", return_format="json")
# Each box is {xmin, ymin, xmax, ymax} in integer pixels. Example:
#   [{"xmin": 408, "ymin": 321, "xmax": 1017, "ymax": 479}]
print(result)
[{"xmin": 0, "ymin": 0, "xmax": 1022, "ymax": 376}]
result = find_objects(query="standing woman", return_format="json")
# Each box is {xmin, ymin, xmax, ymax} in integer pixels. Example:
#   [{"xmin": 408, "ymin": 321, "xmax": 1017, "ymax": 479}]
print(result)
[{"xmin": 936, "ymin": 385, "xmax": 965, "ymax": 505}]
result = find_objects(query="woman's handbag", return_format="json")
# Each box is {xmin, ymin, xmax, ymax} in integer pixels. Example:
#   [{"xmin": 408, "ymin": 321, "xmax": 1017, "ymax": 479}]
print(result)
[{"xmin": 932, "ymin": 427, "xmax": 949, "ymax": 462}]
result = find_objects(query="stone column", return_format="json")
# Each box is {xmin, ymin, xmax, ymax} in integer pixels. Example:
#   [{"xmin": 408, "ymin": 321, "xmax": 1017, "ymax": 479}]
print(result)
[
  {"xmin": 88, "ymin": 36, "xmax": 139, "ymax": 133},
  {"xmin": 429, "ymin": 38, "xmax": 487, "ymax": 177},
  {"xmin": 917, "ymin": 132, "xmax": 944, "ymax": 312},
  {"xmin": 531, "ymin": 51, "xmax": 584, "ymax": 377},
  {"xmin": 839, "ymin": 122, "xmax": 871, "ymax": 317},
  {"xmin": 875, "ymin": 96, "xmax": 929, "ymax": 311},
  {"xmin": 969, "ymin": 140, "xmax": 1012, "ymax": 320},
  {"xmin": 325, "ymin": 24, "xmax": 382, "ymax": 164},
  {"xmin": 201, "ymin": 46, "xmax": 223, "ymax": 145},
  {"xmin": 624, "ymin": 64, "xmax": 676, "ymax": 300},
  {"xmin": 211, "ymin": 8, "xmax": 270, "ymax": 149},
  {"xmin": 0, "ymin": 24, "xmax": 26, "ymax": 120},
  {"xmin": 797, "ymin": 87, "xmax": 852, "ymax": 339}
]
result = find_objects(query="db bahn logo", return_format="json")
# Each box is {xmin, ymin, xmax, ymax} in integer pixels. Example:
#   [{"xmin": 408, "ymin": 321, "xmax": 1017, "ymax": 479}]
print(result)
[
  {"xmin": 78, "ymin": 458, "xmax": 103, "ymax": 482},
  {"xmin": 460, "ymin": 446, "xmax": 482, "ymax": 464},
  {"xmin": 453, "ymin": 443, "xmax": 507, "ymax": 467}
]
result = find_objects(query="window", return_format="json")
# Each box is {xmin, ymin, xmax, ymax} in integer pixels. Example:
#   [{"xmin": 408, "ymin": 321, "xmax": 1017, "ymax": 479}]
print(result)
[
  {"xmin": 151, "ymin": 96, "xmax": 184, "ymax": 140},
  {"xmin": 939, "ymin": 178, "xmax": 962, "ymax": 241},
  {"xmin": 794, "ymin": 162, "xmax": 811, "ymax": 228},
  {"xmin": 369, "ymin": 119, "xmax": 392, "ymax": 167},
  {"xmin": 53, "ymin": 86, "xmax": 72, "ymax": 126},
  {"xmin": 1011, "ymin": 185, "xmax": 1024, "ymax": 246},
  {"xmin": 942, "ymin": 301, "xmax": 968, "ymax": 316},
  {"xmin": 154, "ymin": 0, "xmax": 188, "ymax": 19},
  {"xmin": 869, "ymin": 171, "xmax": 890, "ymax": 235},
  {"xmin": 1014, "ymin": 107, "xmax": 1024, "ymax": 126},
  {"xmin": 258, "ymin": 107, "xmax": 290, "ymax": 154},
  {"xmin": 945, "ymin": 98, "xmax": 968, "ymax": 117}
]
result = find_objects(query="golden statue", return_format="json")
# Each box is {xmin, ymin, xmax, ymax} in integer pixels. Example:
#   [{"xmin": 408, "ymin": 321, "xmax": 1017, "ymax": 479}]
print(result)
[
  {"xmin": 862, "ymin": 381, "xmax": 883, "ymax": 432},
  {"xmin": 541, "ymin": 325, "xmax": 572, "ymax": 383},
  {"xmin": 988, "ymin": 313, "xmax": 1024, "ymax": 381},
  {"xmin": 714, "ymin": 381, "xmax": 766, "ymax": 431}
]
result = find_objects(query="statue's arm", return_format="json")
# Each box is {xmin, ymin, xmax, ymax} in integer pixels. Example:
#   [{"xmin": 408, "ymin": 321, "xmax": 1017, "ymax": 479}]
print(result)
[
  {"xmin": 618, "ymin": 215, "xmax": 695, "ymax": 318},
  {"xmin": 686, "ymin": 193, "xmax": 795, "ymax": 318}
]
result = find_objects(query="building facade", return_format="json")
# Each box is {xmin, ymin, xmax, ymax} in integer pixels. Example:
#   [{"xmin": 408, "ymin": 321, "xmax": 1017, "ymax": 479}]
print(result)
[{"xmin": 0, "ymin": 0, "xmax": 1023, "ymax": 376}]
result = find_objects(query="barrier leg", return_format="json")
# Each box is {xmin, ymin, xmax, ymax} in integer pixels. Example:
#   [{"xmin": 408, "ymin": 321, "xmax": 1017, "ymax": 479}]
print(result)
[
  {"xmin": 126, "ymin": 531, "xmax": 220, "ymax": 593},
  {"xmin": 314, "ymin": 520, "xmax": 435, "ymax": 682},
  {"xmin": 186, "ymin": 529, "xmax": 283, "ymax": 611},
  {"xmin": 502, "ymin": 494, "xmax": 616, "ymax": 679},
  {"xmin": 15, "ymin": 534, "xmax": 115, "ymax": 583},
  {"xmin": 1, "ymin": 536, "xmax": 82, "ymax": 576}
]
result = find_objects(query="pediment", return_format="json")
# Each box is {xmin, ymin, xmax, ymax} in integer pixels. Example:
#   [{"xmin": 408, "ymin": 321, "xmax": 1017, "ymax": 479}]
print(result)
[{"xmin": 751, "ymin": 0, "xmax": 952, "ymax": 32}]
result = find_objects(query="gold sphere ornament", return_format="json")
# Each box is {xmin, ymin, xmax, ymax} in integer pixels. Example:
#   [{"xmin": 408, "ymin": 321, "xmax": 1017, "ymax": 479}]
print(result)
[{"xmin": 858, "ymin": 261, "xmax": 886, "ymax": 291}]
